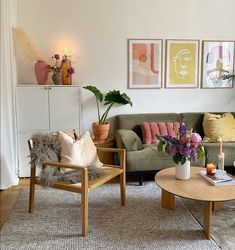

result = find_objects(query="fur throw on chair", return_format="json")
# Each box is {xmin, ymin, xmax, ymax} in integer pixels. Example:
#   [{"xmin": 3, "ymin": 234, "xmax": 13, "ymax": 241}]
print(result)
[{"xmin": 30, "ymin": 133, "xmax": 101, "ymax": 186}]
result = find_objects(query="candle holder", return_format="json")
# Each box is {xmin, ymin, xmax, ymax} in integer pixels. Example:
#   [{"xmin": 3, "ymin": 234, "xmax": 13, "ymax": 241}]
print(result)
[
  {"xmin": 206, "ymin": 163, "xmax": 216, "ymax": 175},
  {"xmin": 218, "ymin": 153, "xmax": 225, "ymax": 172}
]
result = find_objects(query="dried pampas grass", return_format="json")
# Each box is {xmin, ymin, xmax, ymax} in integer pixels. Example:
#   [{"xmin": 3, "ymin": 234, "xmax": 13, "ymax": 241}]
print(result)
[{"xmin": 12, "ymin": 26, "xmax": 40, "ymax": 61}]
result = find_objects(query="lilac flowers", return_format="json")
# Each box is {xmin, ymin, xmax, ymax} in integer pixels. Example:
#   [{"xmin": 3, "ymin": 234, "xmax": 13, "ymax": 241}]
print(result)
[{"xmin": 156, "ymin": 122, "xmax": 204, "ymax": 164}]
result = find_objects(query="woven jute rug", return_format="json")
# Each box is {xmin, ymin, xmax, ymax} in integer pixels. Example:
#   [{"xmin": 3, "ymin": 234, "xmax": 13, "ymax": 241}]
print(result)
[{"xmin": 1, "ymin": 182, "xmax": 220, "ymax": 250}]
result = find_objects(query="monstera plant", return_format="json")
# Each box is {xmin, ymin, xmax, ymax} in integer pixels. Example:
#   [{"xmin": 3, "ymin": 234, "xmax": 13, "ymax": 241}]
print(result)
[{"xmin": 83, "ymin": 85, "xmax": 133, "ymax": 140}]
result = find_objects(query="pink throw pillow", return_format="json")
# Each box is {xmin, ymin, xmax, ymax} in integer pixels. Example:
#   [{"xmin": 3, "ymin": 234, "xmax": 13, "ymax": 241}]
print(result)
[
  {"xmin": 157, "ymin": 122, "xmax": 168, "ymax": 136},
  {"xmin": 166, "ymin": 122, "xmax": 176, "ymax": 137},
  {"xmin": 140, "ymin": 122, "xmax": 152, "ymax": 144},
  {"xmin": 150, "ymin": 122, "xmax": 159, "ymax": 143},
  {"xmin": 173, "ymin": 122, "xmax": 180, "ymax": 136}
]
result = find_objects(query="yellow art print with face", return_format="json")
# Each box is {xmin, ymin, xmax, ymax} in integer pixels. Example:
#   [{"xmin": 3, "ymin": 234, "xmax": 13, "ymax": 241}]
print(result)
[{"xmin": 169, "ymin": 43, "xmax": 196, "ymax": 84}]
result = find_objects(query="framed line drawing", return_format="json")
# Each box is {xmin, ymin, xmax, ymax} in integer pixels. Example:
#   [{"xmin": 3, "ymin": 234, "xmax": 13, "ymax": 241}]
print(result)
[
  {"xmin": 128, "ymin": 39, "xmax": 163, "ymax": 89},
  {"xmin": 165, "ymin": 39, "xmax": 199, "ymax": 88},
  {"xmin": 201, "ymin": 40, "xmax": 234, "ymax": 88}
]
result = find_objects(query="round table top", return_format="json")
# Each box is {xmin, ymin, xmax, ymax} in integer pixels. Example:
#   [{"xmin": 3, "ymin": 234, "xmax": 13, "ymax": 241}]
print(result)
[{"xmin": 155, "ymin": 167, "xmax": 235, "ymax": 202}]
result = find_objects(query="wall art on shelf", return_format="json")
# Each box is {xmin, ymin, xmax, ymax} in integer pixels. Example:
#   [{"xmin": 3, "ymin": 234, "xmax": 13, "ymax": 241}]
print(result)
[
  {"xmin": 165, "ymin": 39, "xmax": 199, "ymax": 88},
  {"xmin": 128, "ymin": 39, "xmax": 163, "ymax": 89},
  {"xmin": 201, "ymin": 40, "xmax": 235, "ymax": 88}
]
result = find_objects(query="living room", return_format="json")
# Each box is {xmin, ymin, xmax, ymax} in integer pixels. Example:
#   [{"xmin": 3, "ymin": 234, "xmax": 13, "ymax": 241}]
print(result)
[{"xmin": 1, "ymin": 0, "xmax": 235, "ymax": 249}]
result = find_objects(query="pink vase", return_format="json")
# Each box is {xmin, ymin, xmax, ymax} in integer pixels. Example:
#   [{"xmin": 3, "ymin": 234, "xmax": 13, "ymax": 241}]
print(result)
[{"xmin": 34, "ymin": 60, "xmax": 49, "ymax": 85}]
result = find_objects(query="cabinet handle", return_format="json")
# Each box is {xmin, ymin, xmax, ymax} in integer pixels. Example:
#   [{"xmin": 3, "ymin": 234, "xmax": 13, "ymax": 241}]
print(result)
[
  {"xmin": 48, "ymin": 87, "xmax": 52, "ymax": 89},
  {"xmin": 44, "ymin": 87, "xmax": 48, "ymax": 90}
]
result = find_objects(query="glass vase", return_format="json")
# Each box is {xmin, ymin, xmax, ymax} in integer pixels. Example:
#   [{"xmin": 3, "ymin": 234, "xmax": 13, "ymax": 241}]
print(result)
[{"xmin": 52, "ymin": 72, "xmax": 61, "ymax": 85}]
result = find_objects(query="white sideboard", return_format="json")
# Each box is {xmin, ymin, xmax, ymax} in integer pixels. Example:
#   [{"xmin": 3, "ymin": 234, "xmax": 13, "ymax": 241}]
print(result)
[{"xmin": 16, "ymin": 85, "xmax": 81, "ymax": 177}]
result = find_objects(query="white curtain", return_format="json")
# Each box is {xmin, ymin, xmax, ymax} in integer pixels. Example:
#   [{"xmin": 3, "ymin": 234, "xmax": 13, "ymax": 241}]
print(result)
[{"xmin": 0, "ymin": 0, "xmax": 19, "ymax": 189}]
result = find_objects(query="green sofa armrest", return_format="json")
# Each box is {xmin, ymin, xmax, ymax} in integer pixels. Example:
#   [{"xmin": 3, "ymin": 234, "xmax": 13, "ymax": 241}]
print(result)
[{"xmin": 115, "ymin": 129, "xmax": 143, "ymax": 151}]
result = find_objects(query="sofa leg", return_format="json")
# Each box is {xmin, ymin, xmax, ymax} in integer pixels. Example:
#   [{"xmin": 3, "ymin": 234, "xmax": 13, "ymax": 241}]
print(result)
[{"xmin": 138, "ymin": 172, "xmax": 143, "ymax": 186}]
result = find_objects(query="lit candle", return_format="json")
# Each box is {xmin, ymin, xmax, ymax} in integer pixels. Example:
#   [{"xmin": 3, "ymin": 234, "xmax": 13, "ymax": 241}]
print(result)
[
  {"xmin": 219, "ymin": 138, "xmax": 223, "ymax": 156},
  {"xmin": 206, "ymin": 163, "xmax": 216, "ymax": 175}
]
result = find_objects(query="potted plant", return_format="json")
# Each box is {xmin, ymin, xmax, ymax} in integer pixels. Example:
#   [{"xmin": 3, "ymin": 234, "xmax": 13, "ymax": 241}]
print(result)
[{"xmin": 83, "ymin": 85, "xmax": 133, "ymax": 141}]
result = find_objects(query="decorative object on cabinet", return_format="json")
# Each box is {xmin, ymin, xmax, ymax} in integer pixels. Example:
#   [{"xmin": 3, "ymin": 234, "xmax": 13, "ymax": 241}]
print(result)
[
  {"xmin": 128, "ymin": 39, "xmax": 163, "ymax": 89},
  {"xmin": 165, "ymin": 39, "xmax": 199, "ymax": 88},
  {"xmin": 16, "ymin": 85, "xmax": 80, "ymax": 177},
  {"xmin": 34, "ymin": 60, "xmax": 49, "ymax": 84},
  {"xmin": 83, "ymin": 85, "xmax": 133, "ymax": 141},
  {"xmin": 48, "ymin": 54, "xmax": 74, "ymax": 85},
  {"xmin": 201, "ymin": 40, "xmax": 234, "ymax": 88},
  {"xmin": 12, "ymin": 27, "xmax": 40, "ymax": 61}
]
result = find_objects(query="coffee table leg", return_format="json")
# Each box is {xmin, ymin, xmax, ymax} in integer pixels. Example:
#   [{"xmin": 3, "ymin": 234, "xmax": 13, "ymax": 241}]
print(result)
[
  {"xmin": 212, "ymin": 201, "xmax": 224, "ymax": 211},
  {"xmin": 203, "ymin": 201, "xmax": 212, "ymax": 239},
  {"xmin": 162, "ymin": 189, "xmax": 175, "ymax": 210}
]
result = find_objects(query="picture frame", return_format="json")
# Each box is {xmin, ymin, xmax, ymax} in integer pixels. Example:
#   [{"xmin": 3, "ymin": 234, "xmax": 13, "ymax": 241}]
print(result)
[
  {"xmin": 201, "ymin": 40, "xmax": 235, "ymax": 88},
  {"xmin": 165, "ymin": 39, "xmax": 199, "ymax": 88},
  {"xmin": 128, "ymin": 39, "xmax": 163, "ymax": 89}
]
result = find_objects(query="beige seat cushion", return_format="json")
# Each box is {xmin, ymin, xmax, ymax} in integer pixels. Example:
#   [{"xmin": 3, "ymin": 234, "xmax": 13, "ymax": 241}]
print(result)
[{"xmin": 203, "ymin": 112, "xmax": 235, "ymax": 142}]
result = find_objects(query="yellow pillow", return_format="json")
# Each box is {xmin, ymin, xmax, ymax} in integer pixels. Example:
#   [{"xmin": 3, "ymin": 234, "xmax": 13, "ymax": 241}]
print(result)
[{"xmin": 203, "ymin": 112, "xmax": 235, "ymax": 142}]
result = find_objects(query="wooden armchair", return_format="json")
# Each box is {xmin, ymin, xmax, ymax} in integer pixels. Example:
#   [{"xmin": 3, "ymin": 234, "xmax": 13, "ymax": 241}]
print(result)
[{"xmin": 28, "ymin": 140, "xmax": 126, "ymax": 236}]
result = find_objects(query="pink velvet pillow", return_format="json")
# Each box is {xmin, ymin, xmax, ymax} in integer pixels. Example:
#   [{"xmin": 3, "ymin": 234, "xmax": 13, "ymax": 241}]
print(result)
[
  {"xmin": 157, "ymin": 122, "xmax": 168, "ymax": 136},
  {"xmin": 150, "ymin": 122, "xmax": 159, "ymax": 143},
  {"xmin": 140, "ymin": 122, "xmax": 152, "ymax": 144}
]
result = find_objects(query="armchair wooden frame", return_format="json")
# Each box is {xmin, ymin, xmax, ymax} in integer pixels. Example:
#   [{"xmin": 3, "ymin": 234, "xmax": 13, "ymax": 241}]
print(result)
[{"xmin": 28, "ymin": 140, "xmax": 126, "ymax": 237}]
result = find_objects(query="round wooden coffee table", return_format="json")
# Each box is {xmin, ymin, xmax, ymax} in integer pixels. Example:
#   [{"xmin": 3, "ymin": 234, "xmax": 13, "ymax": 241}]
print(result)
[{"xmin": 155, "ymin": 167, "xmax": 235, "ymax": 239}]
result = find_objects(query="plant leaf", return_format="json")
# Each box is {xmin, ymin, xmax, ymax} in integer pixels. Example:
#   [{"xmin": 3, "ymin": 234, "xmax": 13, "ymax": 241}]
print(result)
[
  {"xmin": 104, "ymin": 90, "xmax": 132, "ymax": 106},
  {"xmin": 83, "ymin": 85, "xmax": 103, "ymax": 102}
]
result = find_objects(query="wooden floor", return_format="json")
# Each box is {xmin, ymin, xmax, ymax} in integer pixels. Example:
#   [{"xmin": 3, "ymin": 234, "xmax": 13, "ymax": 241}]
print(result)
[{"xmin": 0, "ymin": 179, "xmax": 29, "ymax": 230}]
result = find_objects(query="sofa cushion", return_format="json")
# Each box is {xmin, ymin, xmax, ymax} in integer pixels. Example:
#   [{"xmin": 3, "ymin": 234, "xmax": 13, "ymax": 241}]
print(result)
[
  {"xmin": 203, "ymin": 112, "xmax": 235, "ymax": 142},
  {"xmin": 126, "ymin": 145, "xmax": 205, "ymax": 172}
]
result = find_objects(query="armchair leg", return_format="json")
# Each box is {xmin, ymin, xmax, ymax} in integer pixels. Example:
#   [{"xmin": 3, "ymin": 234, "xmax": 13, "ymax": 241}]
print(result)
[
  {"xmin": 81, "ymin": 169, "xmax": 89, "ymax": 237},
  {"xmin": 81, "ymin": 190, "xmax": 88, "ymax": 236},
  {"xmin": 28, "ymin": 179, "xmax": 35, "ymax": 213},
  {"xmin": 120, "ymin": 171, "xmax": 126, "ymax": 206}
]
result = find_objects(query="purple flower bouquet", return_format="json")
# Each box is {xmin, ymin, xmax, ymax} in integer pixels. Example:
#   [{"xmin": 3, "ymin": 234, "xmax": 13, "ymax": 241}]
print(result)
[{"xmin": 156, "ymin": 122, "xmax": 204, "ymax": 164}]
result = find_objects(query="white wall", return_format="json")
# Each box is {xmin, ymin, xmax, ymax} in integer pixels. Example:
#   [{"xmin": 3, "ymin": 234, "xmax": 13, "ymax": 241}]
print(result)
[{"xmin": 17, "ymin": 0, "xmax": 235, "ymax": 132}]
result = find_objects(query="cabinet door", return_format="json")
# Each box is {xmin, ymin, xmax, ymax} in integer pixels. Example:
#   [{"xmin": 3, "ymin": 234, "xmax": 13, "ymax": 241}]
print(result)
[
  {"xmin": 16, "ymin": 87, "xmax": 49, "ymax": 131},
  {"xmin": 49, "ymin": 87, "xmax": 80, "ymax": 131}
]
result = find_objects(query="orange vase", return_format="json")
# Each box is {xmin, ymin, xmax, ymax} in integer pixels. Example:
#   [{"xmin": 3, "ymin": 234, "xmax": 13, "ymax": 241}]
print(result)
[{"xmin": 61, "ymin": 59, "xmax": 72, "ymax": 85}]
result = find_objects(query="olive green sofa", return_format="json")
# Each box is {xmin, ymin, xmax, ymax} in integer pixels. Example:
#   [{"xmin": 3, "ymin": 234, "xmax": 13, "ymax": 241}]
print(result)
[{"xmin": 114, "ymin": 112, "xmax": 235, "ymax": 184}]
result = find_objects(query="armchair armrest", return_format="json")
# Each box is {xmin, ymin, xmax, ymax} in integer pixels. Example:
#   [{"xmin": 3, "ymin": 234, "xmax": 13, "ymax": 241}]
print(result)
[
  {"xmin": 115, "ymin": 129, "xmax": 143, "ymax": 151},
  {"xmin": 43, "ymin": 161, "xmax": 88, "ymax": 172},
  {"xmin": 96, "ymin": 148, "xmax": 126, "ymax": 171}
]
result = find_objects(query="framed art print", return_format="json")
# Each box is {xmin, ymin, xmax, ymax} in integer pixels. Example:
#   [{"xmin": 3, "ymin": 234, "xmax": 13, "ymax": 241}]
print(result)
[
  {"xmin": 201, "ymin": 40, "xmax": 234, "ymax": 88},
  {"xmin": 165, "ymin": 39, "xmax": 199, "ymax": 88},
  {"xmin": 128, "ymin": 39, "xmax": 163, "ymax": 89}
]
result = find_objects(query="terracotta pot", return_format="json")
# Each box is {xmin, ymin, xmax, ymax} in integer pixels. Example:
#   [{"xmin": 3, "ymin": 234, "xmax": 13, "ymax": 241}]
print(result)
[
  {"xmin": 92, "ymin": 122, "xmax": 110, "ymax": 141},
  {"xmin": 34, "ymin": 60, "xmax": 49, "ymax": 85}
]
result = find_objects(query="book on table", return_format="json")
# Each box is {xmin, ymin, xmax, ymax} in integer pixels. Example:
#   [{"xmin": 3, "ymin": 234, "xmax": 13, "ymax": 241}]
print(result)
[{"xmin": 199, "ymin": 170, "xmax": 235, "ymax": 186}]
